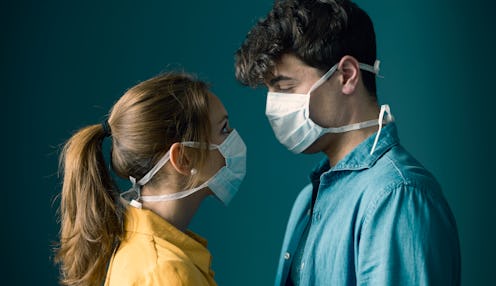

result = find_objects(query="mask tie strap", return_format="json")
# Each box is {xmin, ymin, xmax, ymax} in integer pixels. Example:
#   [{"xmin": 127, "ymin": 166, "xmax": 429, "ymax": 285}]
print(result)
[
  {"xmin": 370, "ymin": 104, "xmax": 393, "ymax": 155},
  {"xmin": 137, "ymin": 151, "xmax": 171, "ymax": 186},
  {"xmin": 182, "ymin": 142, "xmax": 218, "ymax": 150},
  {"xmin": 308, "ymin": 59, "xmax": 382, "ymax": 96},
  {"xmin": 122, "ymin": 142, "xmax": 218, "ymax": 208},
  {"xmin": 125, "ymin": 176, "xmax": 143, "ymax": 208},
  {"xmin": 140, "ymin": 181, "xmax": 209, "ymax": 202},
  {"xmin": 359, "ymin": 60, "xmax": 384, "ymax": 78},
  {"xmin": 308, "ymin": 65, "xmax": 339, "ymax": 94},
  {"xmin": 120, "ymin": 150, "xmax": 172, "ymax": 209}
]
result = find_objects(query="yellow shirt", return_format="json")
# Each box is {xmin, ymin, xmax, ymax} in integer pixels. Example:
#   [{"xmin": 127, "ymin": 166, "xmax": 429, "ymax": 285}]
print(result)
[{"xmin": 105, "ymin": 206, "xmax": 217, "ymax": 286}]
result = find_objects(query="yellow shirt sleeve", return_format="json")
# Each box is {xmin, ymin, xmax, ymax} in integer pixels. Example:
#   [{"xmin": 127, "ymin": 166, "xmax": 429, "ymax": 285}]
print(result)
[{"xmin": 134, "ymin": 261, "xmax": 210, "ymax": 286}]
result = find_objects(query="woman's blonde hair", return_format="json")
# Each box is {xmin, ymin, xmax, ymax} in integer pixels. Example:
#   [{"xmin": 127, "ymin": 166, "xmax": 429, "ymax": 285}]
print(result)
[{"xmin": 55, "ymin": 72, "xmax": 212, "ymax": 286}]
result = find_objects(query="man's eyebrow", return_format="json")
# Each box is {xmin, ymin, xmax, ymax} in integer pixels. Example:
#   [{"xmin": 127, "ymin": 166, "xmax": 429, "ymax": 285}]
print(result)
[{"xmin": 269, "ymin": 75, "xmax": 293, "ymax": 86}]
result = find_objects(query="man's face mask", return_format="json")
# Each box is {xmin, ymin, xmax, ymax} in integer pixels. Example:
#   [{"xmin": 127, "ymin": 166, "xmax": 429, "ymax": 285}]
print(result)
[
  {"xmin": 121, "ymin": 129, "xmax": 247, "ymax": 208},
  {"xmin": 265, "ymin": 60, "xmax": 393, "ymax": 154}
]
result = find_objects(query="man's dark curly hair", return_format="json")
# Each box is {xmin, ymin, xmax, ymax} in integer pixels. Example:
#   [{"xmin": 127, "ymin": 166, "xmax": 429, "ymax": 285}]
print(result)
[{"xmin": 235, "ymin": 0, "xmax": 377, "ymax": 96}]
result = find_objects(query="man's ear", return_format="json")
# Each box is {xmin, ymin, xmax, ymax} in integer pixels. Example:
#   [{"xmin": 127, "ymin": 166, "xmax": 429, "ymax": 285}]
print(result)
[
  {"xmin": 338, "ymin": 55, "xmax": 360, "ymax": 95},
  {"xmin": 169, "ymin": 143, "xmax": 191, "ymax": 176}
]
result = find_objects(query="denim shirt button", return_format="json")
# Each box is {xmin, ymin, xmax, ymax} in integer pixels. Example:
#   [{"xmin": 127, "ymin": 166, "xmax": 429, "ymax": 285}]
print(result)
[
  {"xmin": 284, "ymin": 252, "xmax": 291, "ymax": 260},
  {"xmin": 306, "ymin": 209, "xmax": 311, "ymax": 216},
  {"xmin": 314, "ymin": 212, "xmax": 321, "ymax": 221}
]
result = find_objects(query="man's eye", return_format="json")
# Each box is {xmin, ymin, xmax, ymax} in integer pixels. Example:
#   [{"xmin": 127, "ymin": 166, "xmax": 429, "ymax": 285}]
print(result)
[{"xmin": 277, "ymin": 86, "xmax": 294, "ymax": 93}]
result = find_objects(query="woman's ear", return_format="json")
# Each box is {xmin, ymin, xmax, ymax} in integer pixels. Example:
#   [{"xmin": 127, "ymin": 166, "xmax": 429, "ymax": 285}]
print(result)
[
  {"xmin": 169, "ymin": 143, "xmax": 191, "ymax": 176},
  {"xmin": 338, "ymin": 55, "xmax": 360, "ymax": 95}
]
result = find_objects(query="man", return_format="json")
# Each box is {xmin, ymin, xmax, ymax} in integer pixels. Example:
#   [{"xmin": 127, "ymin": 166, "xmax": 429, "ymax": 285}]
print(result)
[{"xmin": 235, "ymin": 0, "xmax": 461, "ymax": 285}]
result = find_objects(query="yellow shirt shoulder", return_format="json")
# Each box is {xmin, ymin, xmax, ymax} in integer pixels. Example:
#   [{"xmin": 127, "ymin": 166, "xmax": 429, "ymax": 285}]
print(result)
[{"xmin": 105, "ymin": 207, "xmax": 216, "ymax": 286}]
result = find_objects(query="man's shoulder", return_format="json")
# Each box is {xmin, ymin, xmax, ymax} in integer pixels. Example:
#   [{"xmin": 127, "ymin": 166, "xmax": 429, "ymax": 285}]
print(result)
[
  {"xmin": 338, "ymin": 144, "xmax": 445, "ymax": 214},
  {"xmin": 368, "ymin": 144, "xmax": 440, "ymax": 190}
]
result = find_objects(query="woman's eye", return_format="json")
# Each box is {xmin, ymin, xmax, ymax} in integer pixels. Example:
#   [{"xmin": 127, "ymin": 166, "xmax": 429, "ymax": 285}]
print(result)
[{"xmin": 221, "ymin": 122, "xmax": 232, "ymax": 134}]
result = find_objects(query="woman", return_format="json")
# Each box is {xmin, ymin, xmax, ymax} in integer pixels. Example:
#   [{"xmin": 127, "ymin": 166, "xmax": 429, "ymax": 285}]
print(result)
[{"xmin": 55, "ymin": 72, "xmax": 247, "ymax": 286}]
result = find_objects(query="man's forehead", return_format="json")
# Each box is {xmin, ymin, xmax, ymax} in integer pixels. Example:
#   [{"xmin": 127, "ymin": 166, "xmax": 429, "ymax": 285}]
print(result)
[
  {"xmin": 276, "ymin": 54, "xmax": 307, "ymax": 69},
  {"xmin": 265, "ymin": 57, "xmax": 300, "ymax": 85}
]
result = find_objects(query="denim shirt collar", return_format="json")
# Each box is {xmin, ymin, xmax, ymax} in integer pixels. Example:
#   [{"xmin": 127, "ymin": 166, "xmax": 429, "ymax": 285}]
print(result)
[{"xmin": 310, "ymin": 123, "xmax": 400, "ymax": 184}]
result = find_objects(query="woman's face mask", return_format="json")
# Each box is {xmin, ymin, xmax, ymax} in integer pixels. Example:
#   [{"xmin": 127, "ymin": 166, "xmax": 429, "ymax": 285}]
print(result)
[{"xmin": 121, "ymin": 129, "xmax": 247, "ymax": 208}]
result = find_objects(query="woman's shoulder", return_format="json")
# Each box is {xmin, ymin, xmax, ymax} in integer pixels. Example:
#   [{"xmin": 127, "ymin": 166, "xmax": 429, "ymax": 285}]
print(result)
[{"xmin": 106, "ymin": 244, "xmax": 206, "ymax": 285}]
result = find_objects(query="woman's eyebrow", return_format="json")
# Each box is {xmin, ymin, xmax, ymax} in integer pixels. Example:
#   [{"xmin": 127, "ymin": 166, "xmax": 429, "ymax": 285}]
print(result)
[{"xmin": 217, "ymin": 115, "xmax": 228, "ymax": 125}]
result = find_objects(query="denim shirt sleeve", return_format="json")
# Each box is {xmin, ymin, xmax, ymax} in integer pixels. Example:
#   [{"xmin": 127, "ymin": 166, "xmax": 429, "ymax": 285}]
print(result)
[
  {"xmin": 356, "ymin": 181, "xmax": 461, "ymax": 285},
  {"xmin": 274, "ymin": 184, "xmax": 313, "ymax": 286}
]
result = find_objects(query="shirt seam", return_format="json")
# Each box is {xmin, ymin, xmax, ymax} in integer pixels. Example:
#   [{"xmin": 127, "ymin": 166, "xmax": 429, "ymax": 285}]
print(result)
[
  {"xmin": 130, "ymin": 236, "xmax": 161, "ymax": 284},
  {"xmin": 357, "ymin": 181, "xmax": 451, "ymax": 284},
  {"xmin": 384, "ymin": 153, "xmax": 407, "ymax": 182},
  {"xmin": 360, "ymin": 181, "xmax": 400, "ymax": 235},
  {"xmin": 359, "ymin": 150, "xmax": 409, "ymax": 231}
]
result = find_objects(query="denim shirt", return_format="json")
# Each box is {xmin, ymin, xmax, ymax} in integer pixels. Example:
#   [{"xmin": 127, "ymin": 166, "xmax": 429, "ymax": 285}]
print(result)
[{"xmin": 275, "ymin": 123, "xmax": 461, "ymax": 286}]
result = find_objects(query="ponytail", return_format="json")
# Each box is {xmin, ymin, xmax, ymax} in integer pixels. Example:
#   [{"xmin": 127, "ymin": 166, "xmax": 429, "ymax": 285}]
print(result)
[
  {"xmin": 55, "ymin": 124, "xmax": 123, "ymax": 286},
  {"xmin": 54, "ymin": 72, "xmax": 214, "ymax": 285}
]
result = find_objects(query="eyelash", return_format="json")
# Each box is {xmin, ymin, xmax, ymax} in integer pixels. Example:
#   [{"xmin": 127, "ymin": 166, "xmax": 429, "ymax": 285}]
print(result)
[
  {"xmin": 277, "ymin": 86, "xmax": 294, "ymax": 92},
  {"xmin": 221, "ymin": 121, "xmax": 231, "ymax": 134}
]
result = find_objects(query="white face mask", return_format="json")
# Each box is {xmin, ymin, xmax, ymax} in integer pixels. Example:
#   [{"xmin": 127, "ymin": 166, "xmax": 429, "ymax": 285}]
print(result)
[
  {"xmin": 121, "ymin": 129, "xmax": 247, "ymax": 208},
  {"xmin": 266, "ymin": 60, "xmax": 393, "ymax": 154}
]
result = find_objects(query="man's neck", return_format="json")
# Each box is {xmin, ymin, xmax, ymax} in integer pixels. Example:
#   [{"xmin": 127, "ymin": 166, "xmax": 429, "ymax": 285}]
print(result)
[
  {"xmin": 323, "ymin": 124, "xmax": 379, "ymax": 167},
  {"xmin": 321, "ymin": 97, "xmax": 380, "ymax": 166}
]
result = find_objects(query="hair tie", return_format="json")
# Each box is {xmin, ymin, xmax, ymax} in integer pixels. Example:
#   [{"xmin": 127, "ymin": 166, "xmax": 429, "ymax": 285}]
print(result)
[{"xmin": 101, "ymin": 120, "xmax": 111, "ymax": 137}]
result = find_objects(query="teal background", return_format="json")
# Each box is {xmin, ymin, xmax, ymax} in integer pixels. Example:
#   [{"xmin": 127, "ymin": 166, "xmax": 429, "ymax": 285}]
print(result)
[{"xmin": 3, "ymin": 0, "xmax": 495, "ymax": 284}]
